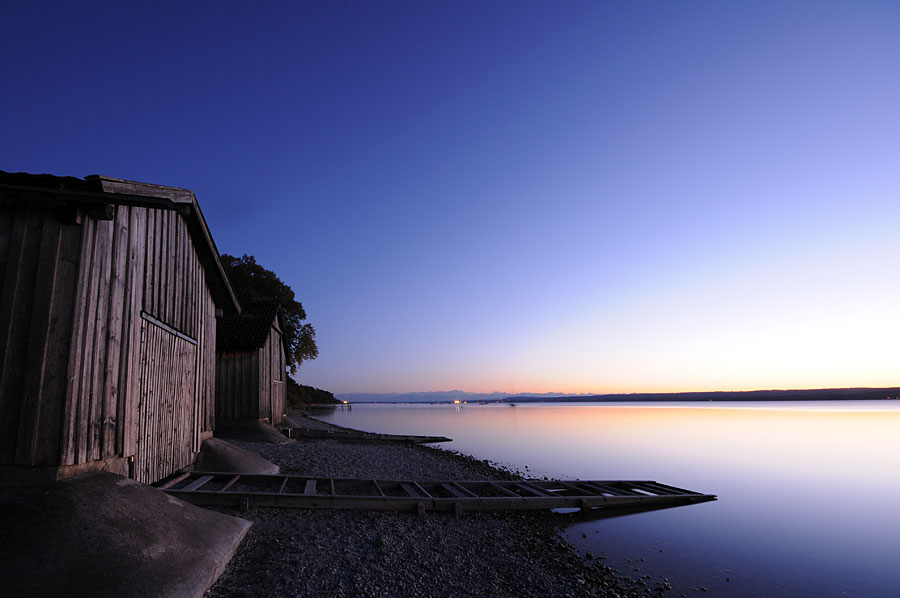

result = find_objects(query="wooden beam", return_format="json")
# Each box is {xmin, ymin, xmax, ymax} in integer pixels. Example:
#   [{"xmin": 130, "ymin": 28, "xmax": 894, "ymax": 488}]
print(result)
[
  {"xmin": 450, "ymin": 482, "xmax": 477, "ymax": 497},
  {"xmin": 515, "ymin": 483, "xmax": 554, "ymax": 497},
  {"xmin": 630, "ymin": 482, "xmax": 676, "ymax": 496},
  {"xmin": 441, "ymin": 483, "xmax": 470, "ymax": 499},
  {"xmin": 400, "ymin": 483, "xmax": 420, "ymax": 498},
  {"xmin": 156, "ymin": 471, "xmax": 191, "ymax": 490},
  {"xmin": 582, "ymin": 482, "xmax": 638, "ymax": 496},
  {"xmin": 487, "ymin": 482, "xmax": 520, "ymax": 497},
  {"xmin": 221, "ymin": 475, "xmax": 241, "ymax": 492},
  {"xmin": 412, "ymin": 482, "xmax": 432, "ymax": 498},
  {"xmin": 644, "ymin": 481, "xmax": 697, "ymax": 495},
  {"xmin": 181, "ymin": 474, "xmax": 214, "ymax": 492},
  {"xmin": 140, "ymin": 312, "xmax": 197, "ymax": 345},
  {"xmin": 557, "ymin": 481, "xmax": 601, "ymax": 496}
]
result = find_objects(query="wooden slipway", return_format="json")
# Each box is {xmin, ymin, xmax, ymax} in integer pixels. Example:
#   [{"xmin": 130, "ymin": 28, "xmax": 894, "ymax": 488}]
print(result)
[{"xmin": 159, "ymin": 472, "xmax": 716, "ymax": 514}]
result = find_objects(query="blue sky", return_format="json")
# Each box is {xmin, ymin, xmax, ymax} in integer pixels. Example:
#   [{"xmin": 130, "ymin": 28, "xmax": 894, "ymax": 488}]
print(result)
[{"xmin": 3, "ymin": 1, "xmax": 899, "ymax": 393}]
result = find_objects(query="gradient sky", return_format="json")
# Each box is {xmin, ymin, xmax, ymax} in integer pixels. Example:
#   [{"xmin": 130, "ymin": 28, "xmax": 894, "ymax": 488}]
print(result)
[{"xmin": 3, "ymin": 1, "xmax": 899, "ymax": 394}]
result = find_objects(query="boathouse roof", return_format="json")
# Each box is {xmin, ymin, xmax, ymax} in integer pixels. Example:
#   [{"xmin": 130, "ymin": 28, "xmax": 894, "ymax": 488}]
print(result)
[
  {"xmin": 217, "ymin": 302, "xmax": 283, "ymax": 351},
  {"xmin": 0, "ymin": 170, "xmax": 240, "ymax": 315}
]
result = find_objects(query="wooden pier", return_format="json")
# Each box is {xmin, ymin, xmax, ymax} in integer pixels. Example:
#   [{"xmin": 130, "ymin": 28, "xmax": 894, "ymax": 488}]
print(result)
[{"xmin": 159, "ymin": 472, "xmax": 715, "ymax": 514}]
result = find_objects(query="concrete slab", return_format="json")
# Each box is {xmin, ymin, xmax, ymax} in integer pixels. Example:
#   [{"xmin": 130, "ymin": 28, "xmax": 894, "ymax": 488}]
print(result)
[
  {"xmin": 282, "ymin": 414, "xmax": 304, "ymax": 428},
  {"xmin": 0, "ymin": 471, "xmax": 250, "ymax": 598},
  {"xmin": 194, "ymin": 437, "xmax": 280, "ymax": 474},
  {"xmin": 214, "ymin": 419, "xmax": 291, "ymax": 444}
]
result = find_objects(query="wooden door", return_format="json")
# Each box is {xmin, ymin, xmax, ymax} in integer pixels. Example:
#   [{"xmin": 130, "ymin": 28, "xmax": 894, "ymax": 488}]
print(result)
[
  {"xmin": 134, "ymin": 315, "xmax": 197, "ymax": 484},
  {"xmin": 270, "ymin": 330, "xmax": 285, "ymax": 426}
]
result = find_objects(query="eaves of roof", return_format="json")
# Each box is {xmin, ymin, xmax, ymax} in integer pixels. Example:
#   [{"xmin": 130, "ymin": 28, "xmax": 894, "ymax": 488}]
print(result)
[{"xmin": 0, "ymin": 171, "xmax": 240, "ymax": 315}]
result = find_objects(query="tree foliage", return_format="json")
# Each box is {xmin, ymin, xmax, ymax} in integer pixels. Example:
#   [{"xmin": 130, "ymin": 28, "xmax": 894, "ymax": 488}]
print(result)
[
  {"xmin": 285, "ymin": 378, "xmax": 339, "ymax": 406},
  {"xmin": 220, "ymin": 254, "xmax": 318, "ymax": 373}
]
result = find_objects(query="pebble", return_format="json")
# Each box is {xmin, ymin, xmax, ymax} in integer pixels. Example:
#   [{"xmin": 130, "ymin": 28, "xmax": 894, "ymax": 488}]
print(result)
[{"xmin": 205, "ymin": 411, "xmax": 664, "ymax": 598}]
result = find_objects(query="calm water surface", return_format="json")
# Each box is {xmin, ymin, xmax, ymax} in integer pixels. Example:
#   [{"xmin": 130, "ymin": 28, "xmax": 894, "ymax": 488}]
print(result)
[{"xmin": 317, "ymin": 401, "xmax": 900, "ymax": 597}]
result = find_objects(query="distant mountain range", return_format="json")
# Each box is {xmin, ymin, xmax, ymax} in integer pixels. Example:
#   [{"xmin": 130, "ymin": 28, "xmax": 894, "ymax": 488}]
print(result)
[{"xmin": 335, "ymin": 387, "xmax": 900, "ymax": 404}]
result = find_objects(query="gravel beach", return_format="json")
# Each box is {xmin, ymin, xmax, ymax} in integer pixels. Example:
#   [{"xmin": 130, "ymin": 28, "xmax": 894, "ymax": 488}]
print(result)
[{"xmin": 204, "ymin": 413, "xmax": 670, "ymax": 598}]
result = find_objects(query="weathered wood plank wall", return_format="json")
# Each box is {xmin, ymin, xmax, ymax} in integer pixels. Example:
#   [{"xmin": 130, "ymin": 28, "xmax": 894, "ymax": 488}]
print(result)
[
  {"xmin": 261, "ymin": 326, "xmax": 285, "ymax": 426},
  {"xmin": 0, "ymin": 193, "xmax": 219, "ymax": 483},
  {"xmin": 257, "ymin": 333, "xmax": 272, "ymax": 422},
  {"xmin": 215, "ymin": 324, "xmax": 285, "ymax": 425},
  {"xmin": 215, "ymin": 352, "xmax": 258, "ymax": 420},
  {"xmin": 197, "ymin": 281, "xmax": 216, "ymax": 445},
  {"xmin": 0, "ymin": 197, "xmax": 81, "ymax": 466},
  {"xmin": 60, "ymin": 206, "xmax": 217, "ymax": 478}
]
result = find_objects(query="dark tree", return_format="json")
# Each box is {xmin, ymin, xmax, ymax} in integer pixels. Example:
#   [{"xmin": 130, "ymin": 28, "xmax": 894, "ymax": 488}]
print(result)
[
  {"xmin": 285, "ymin": 378, "xmax": 340, "ymax": 406},
  {"xmin": 220, "ymin": 254, "xmax": 318, "ymax": 373}
]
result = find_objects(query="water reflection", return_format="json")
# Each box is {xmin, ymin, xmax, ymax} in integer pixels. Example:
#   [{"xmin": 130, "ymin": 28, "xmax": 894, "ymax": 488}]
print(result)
[
  {"xmin": 320, "ymin": 401, "xmax": 900, "ymax": 597},
  {"xmin": 298, "ymin": 405, "xmax": 338, "ymax": 417}
]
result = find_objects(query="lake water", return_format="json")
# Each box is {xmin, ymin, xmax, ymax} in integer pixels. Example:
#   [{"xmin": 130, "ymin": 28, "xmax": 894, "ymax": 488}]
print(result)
[{"xmin": 316, "ymin": 401, "xmax": 900, "ymax": 597}]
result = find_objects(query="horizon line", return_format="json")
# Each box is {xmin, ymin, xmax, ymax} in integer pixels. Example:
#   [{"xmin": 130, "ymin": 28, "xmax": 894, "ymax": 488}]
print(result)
[{"xmin": 332, "ymin": 385, "xmax": 900, "ymax": 396}]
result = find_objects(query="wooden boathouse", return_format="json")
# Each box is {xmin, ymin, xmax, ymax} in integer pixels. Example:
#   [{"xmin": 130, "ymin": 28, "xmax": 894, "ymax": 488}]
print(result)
[
  {"xmin": 215, "ymin": 303, "xmax": 287, "ymax": 427},
  {"xmin": 0, "ymin": 171, "xmax": 240, "ymax": 484}
]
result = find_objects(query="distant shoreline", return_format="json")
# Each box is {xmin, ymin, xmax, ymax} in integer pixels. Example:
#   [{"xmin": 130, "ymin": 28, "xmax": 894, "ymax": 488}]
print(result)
[{"xmin": 336, "ymin": 386, "xmax": 900, "ymax": 405}]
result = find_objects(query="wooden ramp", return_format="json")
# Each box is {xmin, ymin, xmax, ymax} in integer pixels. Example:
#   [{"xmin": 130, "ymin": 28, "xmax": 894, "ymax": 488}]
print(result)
[
  {"xmin": 159, "ymin": 472, "xmax": 715, "ymax": 514},
  {"xmin": 281, "ymin": 427, "xmax": 452, "ymax": 443}
]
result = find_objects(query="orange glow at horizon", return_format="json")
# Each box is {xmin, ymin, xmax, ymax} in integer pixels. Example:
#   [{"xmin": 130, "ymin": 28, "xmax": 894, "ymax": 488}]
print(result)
[
  {"xmin": 423, "ymin": 234, "xmax": 900, "ymax": 397},
  {"xmin": 433, "ymin": 373, "xmax": 900, "ymax": 397}
]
